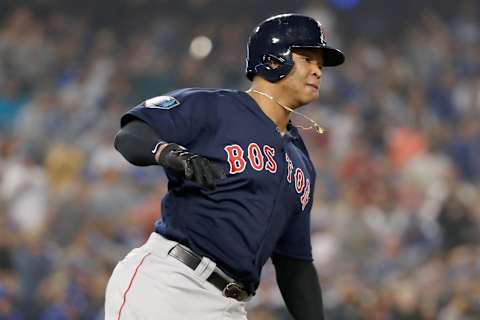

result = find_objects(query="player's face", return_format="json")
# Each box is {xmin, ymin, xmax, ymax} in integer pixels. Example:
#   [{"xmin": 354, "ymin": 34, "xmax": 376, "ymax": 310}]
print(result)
[{"xmin": 280, "ymin": 49, "xmax": 324, "ymax": 107}]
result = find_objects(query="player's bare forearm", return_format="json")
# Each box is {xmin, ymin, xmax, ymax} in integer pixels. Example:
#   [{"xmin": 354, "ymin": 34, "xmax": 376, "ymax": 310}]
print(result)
[{"xmin": 272, "ymin": 254, "xmax": 324, "ymax": 320}]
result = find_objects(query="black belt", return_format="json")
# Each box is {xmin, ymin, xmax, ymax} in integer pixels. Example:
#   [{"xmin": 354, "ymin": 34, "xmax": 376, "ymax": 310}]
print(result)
[{"xmin": 168, "ymin": 244, "xmax": 251, "ymax": 302}]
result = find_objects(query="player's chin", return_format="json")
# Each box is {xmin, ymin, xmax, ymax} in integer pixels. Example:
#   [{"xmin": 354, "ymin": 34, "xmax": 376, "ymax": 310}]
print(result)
[{"xmin": 302, "ymin": 87, "xmax": 320, "ymax": 103}]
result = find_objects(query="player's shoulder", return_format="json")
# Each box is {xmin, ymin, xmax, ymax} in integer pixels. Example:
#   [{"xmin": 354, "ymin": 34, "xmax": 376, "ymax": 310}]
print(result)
[
  {"xmin": 167, "ymin": 87, "xmax": 243, "ymax": 103},
  {"xmin": 138, "ymin": 88, "xmax": 244, "ymax": 111}
]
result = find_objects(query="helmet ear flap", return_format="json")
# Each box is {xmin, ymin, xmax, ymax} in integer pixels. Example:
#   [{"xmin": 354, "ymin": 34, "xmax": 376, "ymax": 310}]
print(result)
[
  {"xmin": 262, "ymin": 54, "xmax": 281, "ymax": 70},
  {"xmin": 254, "ymin": 56, "xmax": 294, "ymax": 82}
]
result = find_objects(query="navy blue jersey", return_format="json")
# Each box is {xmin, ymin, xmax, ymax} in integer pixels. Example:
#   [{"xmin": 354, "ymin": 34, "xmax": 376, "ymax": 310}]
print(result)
[{"xmin": 121, "ymin": 88, "xmax": 316, "ymax": 292}]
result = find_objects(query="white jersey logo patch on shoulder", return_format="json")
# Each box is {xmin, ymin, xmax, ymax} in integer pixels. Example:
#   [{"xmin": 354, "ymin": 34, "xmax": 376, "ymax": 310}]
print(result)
[{"xmin": 144, "ymin": 96, "xmax": 180, "ymax": 109}]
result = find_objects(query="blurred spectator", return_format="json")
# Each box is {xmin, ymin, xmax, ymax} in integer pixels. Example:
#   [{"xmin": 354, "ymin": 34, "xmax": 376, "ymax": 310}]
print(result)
[
  {"xmin": 0, "ymin": 80, "xmax": 28, "ymax": 133},
  {"xmin": 0, "ymin": 147, "xmax": 48, "ymax": 234},
  {"xmin": 448, "ymin": 119, "xmax": 480, "ymax": 182},
  {"xmin": 387, "ymin": 279, "xmax": 426, "ymax": 320},
  {"xmin": 437, "ymin": 191, "xmax": 478, "ymax": 251},
  {"xmin": 13, "ymin": 233, "xmax": 51, "ymax": 318},
  {"xmin": 0, "ymin": 285, "xmax": 23, "ymax": 320}
]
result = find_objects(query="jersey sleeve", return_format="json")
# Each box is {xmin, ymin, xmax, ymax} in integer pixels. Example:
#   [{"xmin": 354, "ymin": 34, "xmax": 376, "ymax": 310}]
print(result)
[{"xmin": 120, "ymin": 89, "xmax": 217, "ymax": 147}]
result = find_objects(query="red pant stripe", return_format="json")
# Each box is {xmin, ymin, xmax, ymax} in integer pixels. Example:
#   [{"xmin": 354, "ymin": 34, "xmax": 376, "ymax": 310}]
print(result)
[{"xmin": 117, "ymin": 252, "xmax": 152, "ymax": 320}]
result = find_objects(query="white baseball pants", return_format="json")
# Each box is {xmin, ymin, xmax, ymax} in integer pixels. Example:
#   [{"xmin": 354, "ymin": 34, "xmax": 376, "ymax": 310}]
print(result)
[{"xmin": 104, "ymin": 232, "xmax": 248, "ymax": 320}]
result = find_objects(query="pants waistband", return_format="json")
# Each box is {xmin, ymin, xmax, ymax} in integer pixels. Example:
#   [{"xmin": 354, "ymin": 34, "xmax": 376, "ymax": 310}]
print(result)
[{"xmin": 143, "ymin": 232, "xmax": 251, "ymax": 301}]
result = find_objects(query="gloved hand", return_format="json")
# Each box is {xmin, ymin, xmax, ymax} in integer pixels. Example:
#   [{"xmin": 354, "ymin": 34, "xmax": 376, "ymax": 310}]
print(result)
[{"xmin": 157, "ymin": 143, "xmax": 225, "ymax": 190}]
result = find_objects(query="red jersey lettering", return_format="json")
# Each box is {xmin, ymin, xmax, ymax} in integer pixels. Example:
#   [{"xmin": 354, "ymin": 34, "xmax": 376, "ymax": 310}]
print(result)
[
  {"xmin": 300, "ymin": 179, "xmax": 311, "ymax": 211},
  {"xmin": 263, "ymin": 145, "xmax": 277, "ymax": 174},
  {"xmin": 294, "ymin": 168, "xmax": 305, "ymax": 194},
  {"xmin": 224, "ymin": 144, "xmax": 246, "ymax": 174},
  {"xmin": 247, "ymin": 143, "xmax": 264, "ymax": 171}
]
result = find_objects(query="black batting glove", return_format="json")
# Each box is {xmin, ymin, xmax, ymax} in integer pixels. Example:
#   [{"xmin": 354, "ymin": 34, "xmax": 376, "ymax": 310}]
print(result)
[{"xmin": 157, "ymin": 143, "xmax": 226, "ymax": 190}]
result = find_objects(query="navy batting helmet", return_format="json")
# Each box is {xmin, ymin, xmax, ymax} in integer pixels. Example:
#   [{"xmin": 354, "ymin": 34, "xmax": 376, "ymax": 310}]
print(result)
[{"xmin": 246, "ymin": 14, "xmax": 345, "ymax": 82}]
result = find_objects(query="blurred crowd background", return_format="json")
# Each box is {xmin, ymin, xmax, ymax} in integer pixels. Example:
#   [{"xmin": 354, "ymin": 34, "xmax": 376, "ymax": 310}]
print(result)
[{"xmin": 1, "ymin": 0, "xmax": 480, "ymax": 319}]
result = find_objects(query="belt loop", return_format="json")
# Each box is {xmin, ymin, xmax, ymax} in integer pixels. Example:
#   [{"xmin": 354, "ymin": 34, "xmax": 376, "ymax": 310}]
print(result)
[
  {"xmin": 195, "ymin": 256, "xmax": 216, "ymax": 281},
  {"xmin": 145, "ymin": 233, "xmax": 178, "ymax": 258},
  {"xmin": 167, "ymin": 245, "xmax": 252, "ymax": 301},
  {"xmin": 193, "ymin": 257, "xmax": 207, "ymax": 278}
]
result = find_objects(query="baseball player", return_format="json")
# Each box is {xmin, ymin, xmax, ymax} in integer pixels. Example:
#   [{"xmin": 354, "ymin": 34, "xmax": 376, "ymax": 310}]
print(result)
[{"xmin": 104, "ymin": 13, "xmax": 344, "ymax": 320}]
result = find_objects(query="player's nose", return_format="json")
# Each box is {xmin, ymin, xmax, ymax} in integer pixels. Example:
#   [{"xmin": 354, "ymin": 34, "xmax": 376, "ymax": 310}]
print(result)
[{"xmin": 312, "ymin": 64, "xmax": 322, "ymax": 79}]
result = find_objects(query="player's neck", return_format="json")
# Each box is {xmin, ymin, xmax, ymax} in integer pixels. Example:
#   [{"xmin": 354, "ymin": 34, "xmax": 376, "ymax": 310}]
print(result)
[{"xmin": 247, "ymin": 85, "xmax": 292, "ymax": 133}]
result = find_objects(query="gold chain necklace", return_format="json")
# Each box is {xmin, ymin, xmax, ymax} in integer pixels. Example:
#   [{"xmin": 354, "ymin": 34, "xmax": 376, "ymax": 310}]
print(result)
[{"xmin": 246, "ymin": 89, "xmax": 325, "ymax": 135}]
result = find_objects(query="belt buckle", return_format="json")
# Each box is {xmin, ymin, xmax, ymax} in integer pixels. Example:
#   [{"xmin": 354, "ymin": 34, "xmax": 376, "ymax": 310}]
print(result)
[{"xmin": 222, "ymin": 282, "xmax": 246, "ymax": 301}]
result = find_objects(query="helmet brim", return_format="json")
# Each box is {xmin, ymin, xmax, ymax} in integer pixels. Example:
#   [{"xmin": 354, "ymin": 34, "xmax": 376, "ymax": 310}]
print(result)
[{"xmin": 291, "ymin": 45, "xmax": 345, "ymax": 67}]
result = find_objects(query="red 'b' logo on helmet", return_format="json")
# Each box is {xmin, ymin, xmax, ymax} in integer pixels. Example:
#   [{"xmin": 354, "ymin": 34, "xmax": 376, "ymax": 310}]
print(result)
[{"xmin": 319, "ymin": 28, "xmax": 325, "ymax": 44}]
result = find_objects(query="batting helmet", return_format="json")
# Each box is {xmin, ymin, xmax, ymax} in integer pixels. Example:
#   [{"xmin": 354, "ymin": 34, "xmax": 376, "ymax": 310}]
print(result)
[{"xmin": 246, "ymin": 14, "xmax": 345, "ymax": 82}]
